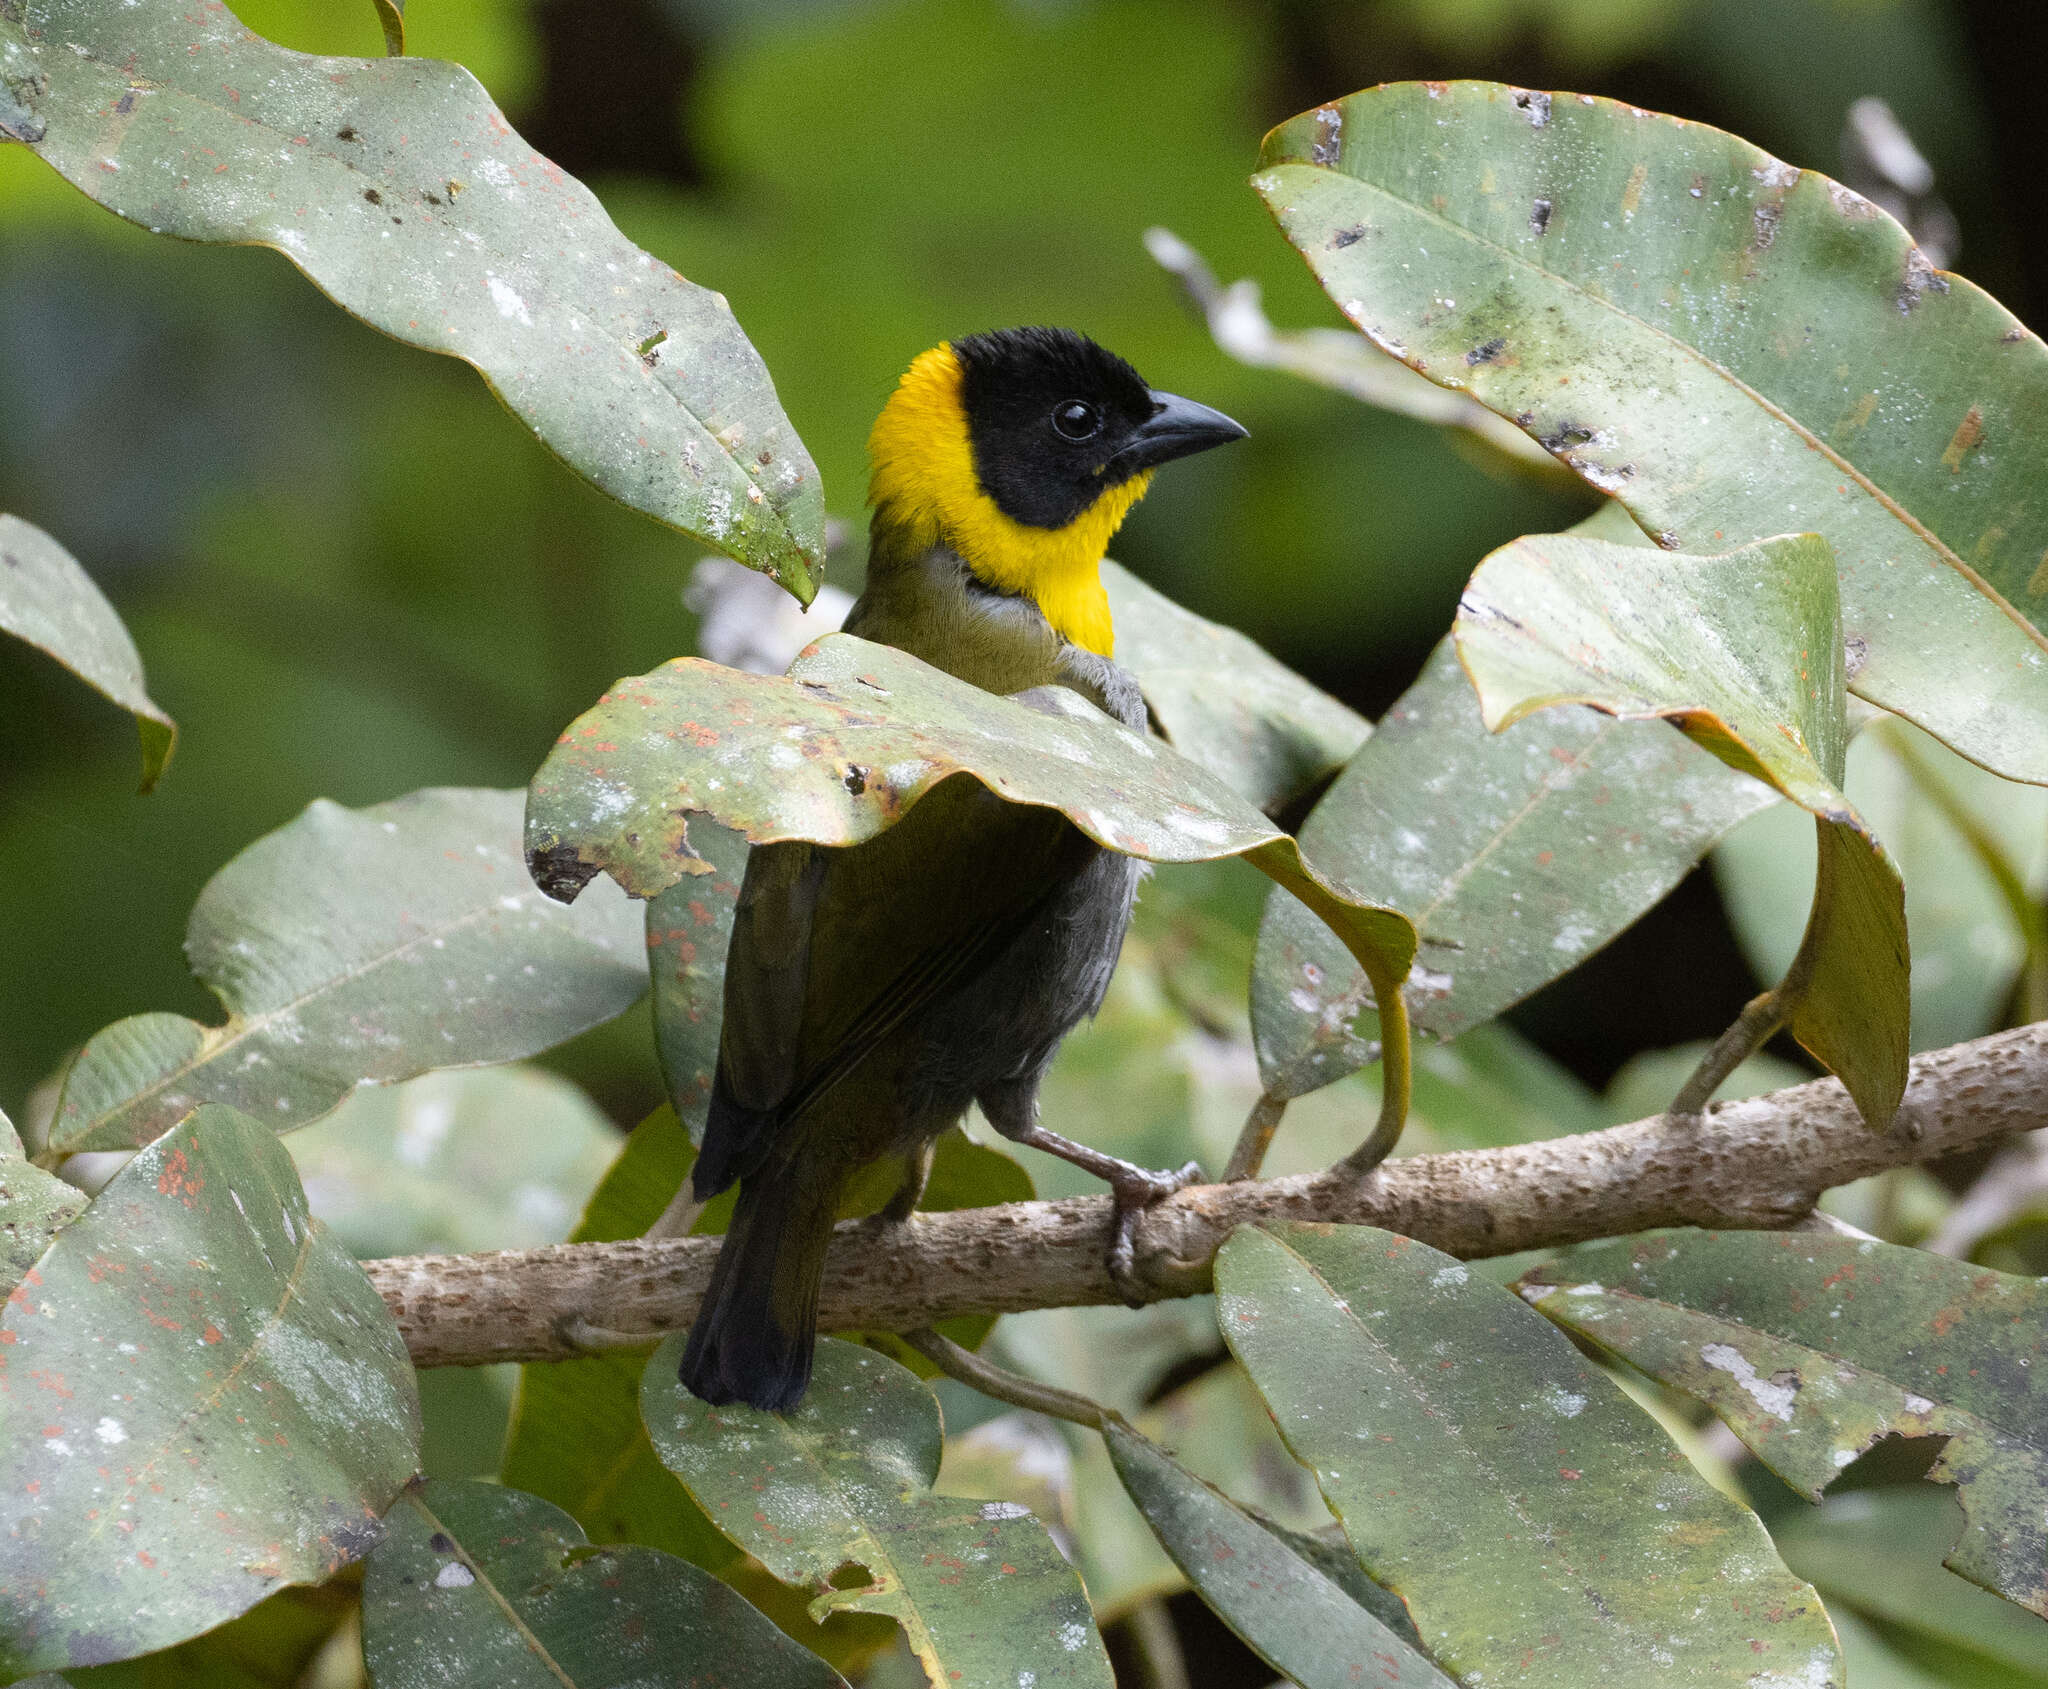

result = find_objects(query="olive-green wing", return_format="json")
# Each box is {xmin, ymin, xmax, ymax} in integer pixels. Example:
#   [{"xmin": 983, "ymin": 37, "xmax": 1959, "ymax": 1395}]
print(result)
[{"xmin": 698, "ymin": 779, "xmax": 1082, "ymax": 1193}]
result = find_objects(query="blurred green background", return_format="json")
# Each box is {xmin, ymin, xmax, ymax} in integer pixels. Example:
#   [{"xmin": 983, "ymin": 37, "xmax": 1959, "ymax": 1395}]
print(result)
[{"xmin": 0, "ymin": 0, "xmax": 2026, "ymax": 1122}]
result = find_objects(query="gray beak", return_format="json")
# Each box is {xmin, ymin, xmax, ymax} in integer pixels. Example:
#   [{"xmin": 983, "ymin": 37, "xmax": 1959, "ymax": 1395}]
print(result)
[{"xmin": 1110, "ymin": 389, "xmax": 1249, "ymax": 475}]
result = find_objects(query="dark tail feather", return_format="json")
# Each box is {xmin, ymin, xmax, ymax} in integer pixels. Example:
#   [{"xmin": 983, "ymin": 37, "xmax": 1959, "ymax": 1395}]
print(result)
[{"xmin": 679, "ymin": 1168, "xmax": 839, "ymax": 1411}]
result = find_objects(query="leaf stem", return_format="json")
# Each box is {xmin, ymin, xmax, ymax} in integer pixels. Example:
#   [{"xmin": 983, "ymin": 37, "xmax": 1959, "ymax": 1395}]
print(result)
[
  {"xmin": 1337, "ymin": 970, "xmax": 1413, "ymax": 1176},
  {"xmin": 898, "ymin": 1328, "xmax": 1110, "ymax": 1431},
  {"xmin": 1125, "ymin": 1598, "xmax": 1194, "ymax": 1689},
  {"xmin": 1669, "ymin": 990, "xmax": 1786, "ymax": 1118},
  {"xmin": 1224, "ymin": 1092, "xmax": 1288, "ymax": 1181}
]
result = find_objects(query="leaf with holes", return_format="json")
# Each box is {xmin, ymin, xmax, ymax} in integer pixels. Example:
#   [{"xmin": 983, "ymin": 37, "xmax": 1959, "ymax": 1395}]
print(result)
[
  {"xmin": 0, "ymin": 513, "xmax": 175, "ymax": 790},
  {"xmin": 642, "ymin": 1335, "xmax": 1113, "ymax": 1686},
  {"xmin": 1103, "ymin": 561, "xmax": 1370, "ymax": 818},
  {"xmin": 1217, "ymin": 1223, "xmax": 1840, "ymax": 1689},
  {"xmin": 2, "ymin": 0, "xmax": 821, "ymax": 598},
  {"xmin": 361, "ymin": 1479, "xmax": 846, "ymax": 1689},
  {"xmin": 0, "ymin": 1107, "xmax": 84, "ymax": 1300},
  {"xmin": 1519, "ymin": 1229, "xmax": 2048, "ymax": 1616},
  {"xmin": 526, "ymin": 633, "xmax": 1415, "ymax": 1024},
  {"xmin": 0, "ymin": 1106, "xmax": 419, "ymax": 1676},
  {"xmin": 1456, "ymin": 527, "xmax": 1908, "ymax": 1128},
  {"xmin": 1251, "ymin": 518, "xmax": 1773, "ymax": 1097},
  {"xmin": 1104, "ymin": 1420, "xmax": 1453, "ymax": 1689},
  {"xmin": 48, "ymin": 788, "xmax": 646, "ymax": 1155},
  {"xmin": 1257, "ymin": 81, "xmax": 2048, "ymax": 786}
]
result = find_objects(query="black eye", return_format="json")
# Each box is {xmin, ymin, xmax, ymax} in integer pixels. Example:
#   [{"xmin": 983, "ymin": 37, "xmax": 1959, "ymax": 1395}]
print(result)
[{"xmin": 1051, "ymin": 401, "xmax": 1101, "ymax": 441}]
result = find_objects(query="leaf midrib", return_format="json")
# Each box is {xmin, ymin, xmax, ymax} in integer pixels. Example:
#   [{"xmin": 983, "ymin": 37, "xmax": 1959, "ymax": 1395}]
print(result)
[
  {"xmin": 406, "ymin": 1490, "xmax": 579, "ymax": 1689},
  {"xmin": 1274, "ymin": 157, "xmax": 2048, "ymax": 658}
]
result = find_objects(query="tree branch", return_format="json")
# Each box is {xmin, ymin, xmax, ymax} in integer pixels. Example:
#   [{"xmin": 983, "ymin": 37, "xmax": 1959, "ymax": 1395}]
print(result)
[{"xmin": 371, "ymin": 1022, "xmax": 2048, "ymax": 1369}]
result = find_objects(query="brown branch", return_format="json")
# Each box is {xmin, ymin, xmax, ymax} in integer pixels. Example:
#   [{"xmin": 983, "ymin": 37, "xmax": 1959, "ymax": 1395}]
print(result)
[{"xmin": 371, "ymin": 1022, "xmax": 2048, "ymax": 1369}]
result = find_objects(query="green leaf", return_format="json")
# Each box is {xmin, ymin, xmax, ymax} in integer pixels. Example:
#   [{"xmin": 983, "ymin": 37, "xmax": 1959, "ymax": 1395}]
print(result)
[
  {"xmin": 645, "ymin": 816, "xmax": 749, "ymax": 1142},
  {"xmin": 1, "ymin": 1106, "xmax": 85, "ymax": 1299},
  {"xmin": 361, "ymin": 1479, "xmax": 847, "ymax": 1689},
  {"xmin": 0, "ymin": 513, "xmax": 175, "ymax": 791},
  {"xmin": 49, "ymin": 788, "xmax": 646, "ymax": 1155},
  {"xmin": 285, "ymin": 1066, "xmax": 618, "ymax": 1260},
  {"xmin": 1251, "ymin": 623, "xmax": 1773, "ymax": 1099},
  {"xmin": 1456, "ymin": 527, "xmax": 1908, "ymax": 1129},
  {"xmin": 1767, "ymin": 1487, "xmax": 2048, "ymax": 1683},
  {"xmin": 1217, "ymin": 1223, "xmax": 1840, "ymax": 1689},
  {"xmin": 1255, "ymin": 81, "xmax": 2048, "ymax": 787},
  {"xmin": 2, "ymin": 0, "xmax": 822, "ymax": 600},
  {"xmin": 0, "ymin": 1105, "xmax": 419, "ymax": 1676},
  {"xmin": 641, "ymin": 1335, "xmax": 1114, "ymax": 1686},
  {"xmin": 528, "ymin": 633, "xmax": 1415, "ymax": 1015},
  {"xmin": 499, "ymin": 1107, "xmax": 740, "ymax": 1571},
  {"xmin": 1103, "ymin": 560, "xmax": 1370, "ymax": 818},
  {"xmin": 1716, "ymin": 717, "xmax": 2048, "ymax": 1052},
  {"xmin": 1518, "ymin": 1230, "xmax": 2048, "ymax": 1616},
  {"xmin": 1104, "ymin": 1420, "xmax": 1454, "ymax": 1689}
]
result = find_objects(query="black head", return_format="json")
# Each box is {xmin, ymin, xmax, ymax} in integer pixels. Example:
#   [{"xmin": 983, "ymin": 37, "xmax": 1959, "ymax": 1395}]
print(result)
[{"xmin": 952, "ymin": 326, "xmax": 1246, "ymax": 531}]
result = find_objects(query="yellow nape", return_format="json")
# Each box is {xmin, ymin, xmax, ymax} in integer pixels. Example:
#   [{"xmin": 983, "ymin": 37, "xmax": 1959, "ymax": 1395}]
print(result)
[{"xmin": 866, "ymin": 342, "xmax": 1151, "ymax": 657}]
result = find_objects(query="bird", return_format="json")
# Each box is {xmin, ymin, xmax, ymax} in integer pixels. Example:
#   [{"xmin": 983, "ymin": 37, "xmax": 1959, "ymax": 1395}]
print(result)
[{"xmin": 679, "ymin": 327, "xmax": 1247, "ymax": 1410}]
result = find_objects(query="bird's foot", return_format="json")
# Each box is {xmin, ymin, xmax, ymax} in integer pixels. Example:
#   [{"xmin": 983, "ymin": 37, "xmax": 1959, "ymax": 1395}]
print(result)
[{"xmin": 1105, "ymin": 1159, "xmax": 1203, "ymax": 1307}]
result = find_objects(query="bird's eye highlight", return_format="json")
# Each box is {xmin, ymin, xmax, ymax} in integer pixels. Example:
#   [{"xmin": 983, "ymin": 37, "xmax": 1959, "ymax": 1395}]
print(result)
[{"xmin": 1051, "ymin": 401, "xmax": 1101, "ymax": 441}]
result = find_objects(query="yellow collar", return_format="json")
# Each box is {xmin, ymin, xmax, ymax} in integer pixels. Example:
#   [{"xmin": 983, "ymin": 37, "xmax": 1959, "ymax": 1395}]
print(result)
[{"xmin": 866, "ymin": 343, "xmax": 1148, "ymax": 658}]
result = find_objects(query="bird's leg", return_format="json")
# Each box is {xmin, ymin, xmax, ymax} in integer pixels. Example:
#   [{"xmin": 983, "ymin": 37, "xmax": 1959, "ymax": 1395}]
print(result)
[
  {"xmin": 981, "ymin": 1090, "xmax": 1199, "ymax": 1305},
  {"xmin": 879, "ymin": 1141, "xmax": 937, "ymax": 1223}
]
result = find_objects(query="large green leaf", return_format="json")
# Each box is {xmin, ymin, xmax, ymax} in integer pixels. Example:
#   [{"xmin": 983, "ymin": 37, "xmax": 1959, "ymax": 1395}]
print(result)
[
  {"xmin": 285, "ymin": 1066, "xmax": 618, "ymax": 1259},
  {"xmin": 1103, "ymin": 1420, "xmax": 1454, "ymax": 1689},
  {"xmin": 1256, "ymin": 81, "xmax": 2048, "ymax": 787},
  {"xmin": 1457, "ymin": 528, "xmax": 1908, "ymax": 1128},
  {"xmin": 1217, "ymin": 1223, "xmax": 1840, "ymax": 1689},
  {"xmin": 642, "ymin": 1335, "xmax": 1114, "ymax": 1687},
  {"xmin": 1102, "ymin": 560, "xmax": 1370, "ymax": 818},
  {"xmin": 0, "ymin": 513, "xmax": 175, "ymax": 790},
  {"xmin": 526, "ymin": 632, "xmax": 1417, "ymax": 1007},
  {"xmin": 1717, "ymin": 716, "xmax": 2048, "ymax": 1053},
  {"xmin": 0, "ymin": 1105, "xmax": 419, "ymax": 1676},
  {"xmin": 1251, "ymin": 625, "xmax": 1772, "ymax": 1098},
  {"xmin": 1519, "ymin": 1230, "xmax": 2048, "ymax": 1615},
  {"xmin": 1, "ymin": 1106, "xmax": 85, "ymax": 1298},
  {"xmin": 1, "ymin": 0, "xmax": 822, "ymax": 600},
  {"xmin": 361, "ymin": 1479, "xmax": 846, "ymax": 1689},
  {"xmin": 49, "ymin": 788, "xmax": 646, "ymax": 1154}
]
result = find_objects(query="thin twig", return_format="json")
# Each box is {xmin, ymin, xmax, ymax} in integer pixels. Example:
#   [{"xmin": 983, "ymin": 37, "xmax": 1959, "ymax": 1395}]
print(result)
[
  {"xmin": 899, "ymin": 1327, "xmax": 1108, "ymax": 1430},
  {"xmin": 368, "ymin": 1022, "xmax": 2048, "ymax": 1369},
  {"xmin": 642, "ymin": 1188, "xmax": 704, "ymax": 1242}
]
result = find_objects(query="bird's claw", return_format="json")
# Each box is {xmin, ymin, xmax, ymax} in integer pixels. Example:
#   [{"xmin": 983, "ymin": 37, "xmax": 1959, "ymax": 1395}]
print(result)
[{"xmin": 1105, "ymin": 1160, "xmax": 1203, "ymax": 1307}]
